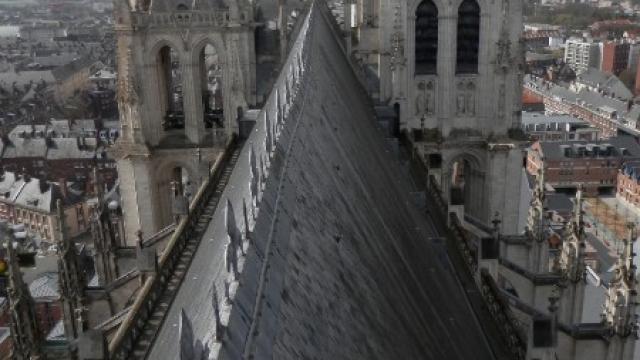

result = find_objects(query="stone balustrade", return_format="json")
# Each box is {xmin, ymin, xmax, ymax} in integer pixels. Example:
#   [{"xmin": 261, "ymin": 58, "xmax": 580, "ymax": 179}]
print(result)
[
  {"xmin": 479, "ymin": 269, "xmax": 528, "ymax": 360},
  {"xmin": 132, "ymin": 10, "xmax": 231, "ymax": 28},
  {"xmin": 426, "ymin": 175, "xmax": 528, "ymax": 360},
  {"xmin": 108, "ymin": 135, "xmax": 237, "ymax": 359},
  {"xmin": 107, "ymin": 2, "xmax": 314, "ymax": 358}
]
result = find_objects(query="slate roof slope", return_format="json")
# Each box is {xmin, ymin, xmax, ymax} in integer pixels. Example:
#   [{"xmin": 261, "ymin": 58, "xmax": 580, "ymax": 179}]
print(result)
[
  {"xmin": 147, "ymin": 3, "xmax": 495, "ymax": 360},
  {"xmin": 46, "ymin": 137, "xmax": 95, "ymax": 160},
  {"xmin": 2, "ymin": 138, "xmax": 48, "ymax": 158},
  {"xmin": 538, "ymin": 135, "xmax": 640, "ymax": 160}
]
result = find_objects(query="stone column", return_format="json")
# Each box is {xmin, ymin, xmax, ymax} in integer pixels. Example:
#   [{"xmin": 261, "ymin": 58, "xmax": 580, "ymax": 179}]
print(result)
[
  {"xmin": 183, "ymin": 59, "xmax": 205, "ymax": 144},
  {"xmin": 142, "ymin": 60, "xmax": 163, "ymax": 147},
  {"xmin": 344, "ymin": 0, "xmax": 353, "ymax": 54},
  {"xmin": 438, "ymin": 13, "xmax": 456, "ymax": 135},
  {"xmin": 477, "ymin": 7, "xmax": 492, "ymax": 131},
  {"xmin": 117, "ymin": 158, "xmax": 158, "ymax": 246}
]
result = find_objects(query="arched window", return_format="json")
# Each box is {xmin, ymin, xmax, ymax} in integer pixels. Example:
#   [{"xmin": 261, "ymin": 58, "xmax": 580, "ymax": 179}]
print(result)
[
  {"xmin": 156, "ymin": 46, "xmax": 184, "ymax": 131},
  {"xmin": 456, "ymin": 0, "xmax": 480, "ymax": 74},
  {"xmin": 177, "ymin": 4, "xmax": 189, "ymax": 11},
  {"xmin": 415, "ymin": 0, "xmax": 438, "ymax": 75},
  {"xmin": 198, "ymin": 44, "xmax": 224, "ymax": 130}
]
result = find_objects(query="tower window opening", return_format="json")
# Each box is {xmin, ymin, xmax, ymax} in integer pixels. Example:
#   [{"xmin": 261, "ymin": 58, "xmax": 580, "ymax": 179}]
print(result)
[
  {"xmin": 456, "ymin": 0, "xmax": 480, "ymax": 74},
  {"xmin": 199, "ymin": 44, "xmax": 224, "ymax": 131},
  {"xmin": 415, "ymin": 0, "xmax": 438, "ymax": 75},
  {"xmin": 157, "ymin": 46, "xmax": 185, "ymax": 131}
]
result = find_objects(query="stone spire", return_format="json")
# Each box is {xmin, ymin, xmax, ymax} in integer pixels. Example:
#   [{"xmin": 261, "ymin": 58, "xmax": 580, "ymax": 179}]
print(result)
[
  {"xmin": 527, "ymin": 168, "xmax": 546, "ymax": 240},
  {"xmin": 56, "ymin": 199, "xmax": 86, "ymax": 342},
  {"xmin": 601, "ymin": 223, "xmax": 639, "ymax": 339},
  {"xmin": 1, "ymin": 221, "xmax": 42, "ymax": 359},
  {"xmin": 179, "ymin": 308, "xmax": 195, "ymax": 360},
  {"xmin": 556, "ymin": 186, "xmax": 586, "ymax": 282},
  {"xmin": 90, "ymin": 167, "xmax": 117, "ymax": 285},
  {"xmin": 212, "ymin": 283, "xmax": 223, "ymax": 341},
  {"xmin": 554, "ymin": 187, "xmax": 587, "ymax": 325},
  {"xmin": 91, "ymin": 209, "xmax": 117, "ymax": 286},
  {"xmin": 527, "ymin": 168, "xmax": 551, "ymax": 274}
]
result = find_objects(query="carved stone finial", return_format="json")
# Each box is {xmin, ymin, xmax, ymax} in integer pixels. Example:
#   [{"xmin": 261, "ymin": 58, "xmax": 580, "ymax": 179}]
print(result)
[
  {"xmin": 548, "ymin": 285, "xmax": 560, "ymax": 314},
  {"xmin": 136, "ymin": 230, "xmax": 144, "ymax": 248},
  {"xmin": 212, "ymin": 283, "xmax": 223, "ymax": 341},
  {"xmin": 179, "ymin": 308, "xmax": 195, "ymax": 360}
]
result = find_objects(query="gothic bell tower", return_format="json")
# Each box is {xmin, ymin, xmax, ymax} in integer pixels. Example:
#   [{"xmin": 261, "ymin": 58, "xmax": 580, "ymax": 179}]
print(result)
[
  {"xmin": 112, "ymin": 0, "xmax": 256, "ymax": 244},
  {"xmin": 373, "ymin": 0, "xmax": 526, "ymax": 233}
]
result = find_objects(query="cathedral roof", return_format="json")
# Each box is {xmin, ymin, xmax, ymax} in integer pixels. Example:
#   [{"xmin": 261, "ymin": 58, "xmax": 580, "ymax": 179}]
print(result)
[{"xmin": 147, "ymin": 4, "xmax": 497, "ymax": 359}]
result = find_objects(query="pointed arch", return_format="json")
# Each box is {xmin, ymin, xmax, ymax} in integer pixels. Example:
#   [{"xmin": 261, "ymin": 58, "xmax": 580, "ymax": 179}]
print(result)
[
  {"xmin": 415, "ymin": 0, "xmax": 438, "ymax": 75},
  {"xmin": 152, "ymin": 44, "xmax": 185, "ymax": 132},
  {"xmin": 456, "ymin": 0, "xmax": 480, "ymax": 74},
  {"xmin": 192, "ymin": 38, "xmax": 225, "ymax": 130}
]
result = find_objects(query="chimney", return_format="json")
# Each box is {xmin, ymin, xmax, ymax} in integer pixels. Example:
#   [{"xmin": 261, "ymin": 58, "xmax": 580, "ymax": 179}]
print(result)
[
  {"xmin": 58, "ymin": 178, "xmax": 67, "ymax": 199},
  {"xmin": 85, "ymin": 176, "xmax": 93, "ymax": 196},
  {"xmin": 39, "ymin": 178, "xmax": 49, "ymax": 193}
]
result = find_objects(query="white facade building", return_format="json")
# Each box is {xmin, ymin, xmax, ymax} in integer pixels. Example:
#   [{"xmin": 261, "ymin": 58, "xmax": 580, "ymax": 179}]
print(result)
[{"xmin": 564, "ymin": 39, "xmax": 601, "ymax": 74}]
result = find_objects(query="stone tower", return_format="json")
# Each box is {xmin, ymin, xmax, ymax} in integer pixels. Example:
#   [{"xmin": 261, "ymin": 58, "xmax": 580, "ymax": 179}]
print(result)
[
  {"xmin": 111, "ymin": 0, "xmax": 256, "ymax": 243},
  {"xmin": 554, "ymin": 188, "xmax": 586, "ymax": 326},
  {"xmin": 353, "ymin": 0, "xmax": 526, "ymax": 233},
  {"xmin": 1, "ymin": 221, "xmax": 42, "ymax": 359},
  {"xmin": 56, "ymin": 199, "xmax": 87, "ymax": 344},
  {"xmin": 89, "ymin": 169, "xmax": 119, "ymax": 286}
]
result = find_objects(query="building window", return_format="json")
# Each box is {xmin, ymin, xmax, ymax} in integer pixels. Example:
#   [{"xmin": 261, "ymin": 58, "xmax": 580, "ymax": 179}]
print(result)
[
  {"xmin": 415, "ymin": 0, "xmax": 438, "ymax": 75},
  {"xmin": 456, "ymin": 0, "xmax": 480, "ymax": 74}
]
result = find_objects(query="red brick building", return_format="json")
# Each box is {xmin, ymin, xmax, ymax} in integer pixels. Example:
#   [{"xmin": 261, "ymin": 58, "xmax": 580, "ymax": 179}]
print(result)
[
  {"xmin": 601, "ymin": 41, "xmax": 630, "ymax": 75},
  {"xmin": 522, "ymin": 89, "xmax": 544, "ymax": 112},
  {"xmin": 617, "ymin": 161, "xmax": 640, "ymax": 206},
  {"xmin": 524, "ymin": 76, "xmax": 627, "ymax": 138},
  {"xmin": 590, "ymin": 19, "xmax": 637, "ymax": 39},
  {"xmin": 0, "ymin": 122, "xmax": 118, "ymax": 188},
  {"xmin": 527, "ymin": 136, "xmax": 640, "ymax": 194}
]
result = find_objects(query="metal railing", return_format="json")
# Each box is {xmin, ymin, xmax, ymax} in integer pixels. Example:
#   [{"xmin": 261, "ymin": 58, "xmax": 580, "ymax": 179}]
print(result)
[{"xmin": 108, "ymin": 135, "xmax": 237, "ymax": 358}]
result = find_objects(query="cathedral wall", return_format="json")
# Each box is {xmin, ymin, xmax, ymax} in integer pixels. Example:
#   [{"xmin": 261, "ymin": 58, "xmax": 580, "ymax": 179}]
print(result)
[
  {"xmin": 484, "ymin": 146, "xmax": 526, "ymax": 234},
  {"xmin": 502, "ymin": 243, "xmax": 530, "ymax": 269},
  {"xmin": 116, "ymin": 159, "xmax": 153, "ymax": 246},
  {"xmin": 500, "ymin": 265, "xmax": 533, "ymax": 302},
  {"xmin": 573, "ymin": 338, "xmax": 607, "ymax": 360},
  {"xmin": 530, "ymin": 284, "xmax": 556, "ymax": 313},
  {"xmin": 556, "ymin": 332, "xmax": 577, "ymax": 360},
  {"xmin": 518, "ymin": 168, "xmax": 533, "ymax": 234},
  {"xmin": 117, "ymin": 147, "xmax": 222, "ymax": 243}
]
